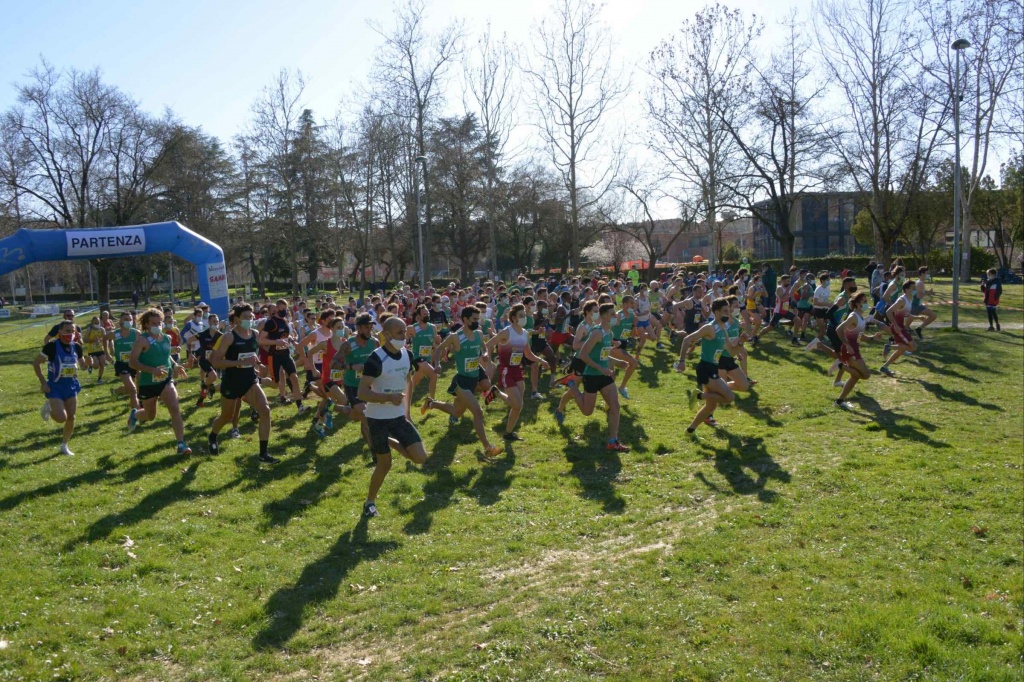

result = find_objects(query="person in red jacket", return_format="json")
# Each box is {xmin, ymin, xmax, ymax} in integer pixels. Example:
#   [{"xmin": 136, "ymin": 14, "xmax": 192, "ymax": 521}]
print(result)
[{"xmin": 981, "ymin": 268, "xmax": 1002, "ymax": 332}]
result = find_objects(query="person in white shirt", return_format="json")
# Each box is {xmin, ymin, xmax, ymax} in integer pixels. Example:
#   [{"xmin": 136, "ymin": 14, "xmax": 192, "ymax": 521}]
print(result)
[
  {"xmin": 357, "ymin": 317, "xmax": 428, "ymax": 518},
  {"xmin": 810, "ymin": 273, "xmax": 832, "ymax": 341}
]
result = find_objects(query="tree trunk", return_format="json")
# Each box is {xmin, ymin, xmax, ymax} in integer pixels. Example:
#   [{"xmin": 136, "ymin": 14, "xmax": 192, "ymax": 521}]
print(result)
[
  {"xmin": 94, "ymin": 260, "xmax": 111, "ymax": 309},
  {"xmin": 249, "ymin": 251, "xmax": 264, "ymax": 298},
  {"xmin": 779, "ymin": 232, "xmax": 796, "ymax": 271}
]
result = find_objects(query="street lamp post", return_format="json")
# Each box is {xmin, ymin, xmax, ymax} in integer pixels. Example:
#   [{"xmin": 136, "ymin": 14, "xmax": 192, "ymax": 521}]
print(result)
[
  {"xmin": 951, "ymin": 38, "xmax": 970, "ymax": 331},
  {"xmin": 415, "ymin": 155, "xmax": 428, "ymax": 290}
]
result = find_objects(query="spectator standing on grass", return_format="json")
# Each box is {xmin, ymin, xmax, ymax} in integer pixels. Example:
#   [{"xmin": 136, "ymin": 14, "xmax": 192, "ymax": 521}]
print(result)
[{"xmin": 981, "ymin": 268, "xmax": 1002, "ymax": 332}]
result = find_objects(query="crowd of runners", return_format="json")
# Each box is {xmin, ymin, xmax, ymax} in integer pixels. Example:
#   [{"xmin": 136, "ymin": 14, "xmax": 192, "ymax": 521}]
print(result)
[{"xmin": 31, "ymin": 262, "xmax": 1007, "ymax": 517}]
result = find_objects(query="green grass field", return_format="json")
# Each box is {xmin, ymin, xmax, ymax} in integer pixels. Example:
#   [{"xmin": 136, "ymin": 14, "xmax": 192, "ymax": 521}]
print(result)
[{"xmin": 0, "ymin": 283, "xmax": 1022, "ymax": 681}]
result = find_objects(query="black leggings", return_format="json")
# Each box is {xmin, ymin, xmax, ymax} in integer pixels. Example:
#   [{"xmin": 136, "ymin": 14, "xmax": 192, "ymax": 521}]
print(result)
[{"xmin": 987, "ymin": 306, "xmax": 1000, "ymax": 327}]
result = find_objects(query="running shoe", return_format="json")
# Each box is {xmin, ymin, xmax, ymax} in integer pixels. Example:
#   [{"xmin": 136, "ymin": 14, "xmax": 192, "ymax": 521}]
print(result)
[
  {"xmin": 324, "ymin": 411, "xmax": 334, "ymax": 430},
  {"xmin": 421, "ymin": 397, "xmax": 433, "ymax": 416},
  {"xmin": 832, "ymin": 379, "xmax": 845, "ymax": 388},
  {"xmin": 804, "ymin": 338, "xmax": 820, "ymax": 351},
  {"xmin": 297, "ymin": 403, "xmax": 309, "ymax": 415},
  {"xmin": 127, "ymin": 408, "xmax": 138, "ymax": 432},
  {"xmin": 790, "ymin": 337, "xmax": 801, "ymax": 346},
  {"xmin": 59, "ymin": 443, "xmax": 75, "ymax": 456},
  {"xmin": 209, "ymin": 383, "xmax": 217, "ymax": 397},
  {"xmin": 606, "ymin": 440, "xmax": 630, "ymax": 452},
  {"xmin": 618, "ymin": 387, "xmax": 630, "ymax": 400},
  {"xmin": 704, "ymin": 416, "xmax": 718, "ymax": 427},
  {"xmin": 903, "ymin": 351, "xmax": 913, "ymax": 357},
  {"xmin": 987, "ymin": 326, "xmax": 995, "ymax": 332},
  {"xmin": 363, "ymin": 501, "xmax": 379, "ymax": 518},
  {"xmin": 827, "ymin": 360, "xmax": 840, "ymax": 376},
  {"xmin": 751, "ymin": 336, "xmax": 760, "ymax": 347},
  {"xmin": 834, "ymin": 399, "xmax": 853, "ymax": 410},
  {"xmin": 656, "ymin": 342, "xmax": 665, "ymax": 350},
  {"xmin": 40, "ymin": 401, "xmax": 51, "ymax": 422},
  {"xmin": 748, "ymin": 378, "xmax": 758, "ymax": 386},
  {"xmin": 177, "ymin": 441, "xmax": 192, "ymax": 457},
  {"xmin": 257, "ymin": 452, "xmax": 281, "ymax": 464},
  {"xmin": 96, "ymin": 378, "xmax": 105, "ymax": 385},
  {"xmin": 554, "ymin": 409, "xmax": 566, "ymax": 426},
  {"xmin": 196, "ymin": 391, "xmax": 206, "ymax": 408},
  {"xmin": 530, "ymin": 392, "xmax": 544, "ymax": 400},
  {"xmin": 229, "ymin": 428, "xmax": 241, "ymax": 439},
  {"xmin": 882, "ymin": 340, "xmax": 892, "ymax": 357},
  {"xmin": 554, "ymin": 374, "xmax": 576, "ymax": 387},
  {"xmin": 249, "ymin": 409, "xmax": 259, "ymax": 421},
  {"xmin": 483, "ymin": 386, "xmax": 497, "ymax": 406},
  {"xmin": 915, "ymin": 328, "xmax": 922, "ymax": 339},
  {"xmin": 88, "ymin": 365, "xmax": 93, "ymax": 374},
  {"xmin": 312, "ymin": 422, "xmax": 327, "ymax": 439},
  {"xmin": 208, "ymin": 437, "xmax": 219, "ymax": 456},
  {"xmin": 879, "ymin": 366, "xmax": 896, "ymax": 377},
  {"xmin": 483, "ymin": 445, "xmax": 504, "ymax": 459},
  {"xmin": 449, "ymin": 415, "xmax": 459, "ymax": 426},
  {"xmin": 502, "ymin": 432, "xmax": 524, "ymax": 442}
]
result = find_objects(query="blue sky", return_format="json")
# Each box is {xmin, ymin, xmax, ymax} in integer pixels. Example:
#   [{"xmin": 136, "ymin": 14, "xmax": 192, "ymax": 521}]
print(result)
[{"xmin": 0, "ymin": 0, "xmax": 811, "ymax": 144}]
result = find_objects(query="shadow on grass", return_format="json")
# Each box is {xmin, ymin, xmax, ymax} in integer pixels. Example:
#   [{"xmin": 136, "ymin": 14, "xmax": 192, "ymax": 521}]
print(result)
[
  {"xmin": 62, "ymin": 463, "xmax": 245, "ymax": 551},
  {"xmin": 694, "ymin": 433, "xmax": 792, "ymax": 503},
  {"xmin": 914, "ymin": 377, "xmax": 1003, "ymax": 412},
  {"xmin": 852, "ymin": 395, "xmax": 951, "ymax": 448},
  {"xmin": 0, "ymin": 455, "xmax": 117, "ymax": 512},
  {"xmin": 469, "ymin": 442, "xmax": 516, "ymax": 507},
  {"xmin": 736, "ymin": 388, "xmax": 783, "ymax": 428},
  {"xmin": 562, "ymin": 422, "xmax": 627, "ymax": 514},
  {"xmin": 261, "ymin": 438, "xmax": 365, "ymax": 528},
  {"xmin": 402, "ymin": 431, "xmax": 475, "ymax": 535},
  {"xmin": 253, "ymin": 516, "xmax": 398, "ymax": 650}
]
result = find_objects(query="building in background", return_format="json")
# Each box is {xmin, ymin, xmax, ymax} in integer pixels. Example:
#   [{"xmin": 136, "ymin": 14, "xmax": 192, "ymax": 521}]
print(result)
[{"xmin": 752, "ymin": 192, "xmax": 868, "ymax": 260}]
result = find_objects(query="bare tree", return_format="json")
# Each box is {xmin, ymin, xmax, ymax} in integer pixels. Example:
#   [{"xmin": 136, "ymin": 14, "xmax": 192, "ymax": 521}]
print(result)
[
  {"xmin": 608, "ymin": 163, "xmax": 696, "ymax": 279},
  {"xmin": 816, "ymin": 0, "xmax": 949, "ymax": 265},
  {"xmin": 523, "ymin": 0, "xmax": 628, "ymax": 274},
  {"xmin": 464, "ymin": 23, "xmax": 519, "ymax": 279},
  {"xmin": 717, "ymin": 12, "xmax": 833, "ymax": 268},
  {"xmin": 918, "ymin": 0, "xmax": 1022, "ymax": 280},
  {"xmin": 244, "ymin": 69, "xmax": 307, "ymax": 293},
  {"xmin": 370, "ymin": 0, "xmax": 464, "ymax": 282},
  {"xmin": 646, "ymin": 3, "xmax": 759, "ymax": 272}
]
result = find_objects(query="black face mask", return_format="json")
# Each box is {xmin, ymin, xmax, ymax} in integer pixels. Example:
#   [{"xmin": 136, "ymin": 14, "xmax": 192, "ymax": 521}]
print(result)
[
  {"xmin": 278, "ymin": 310, "xmax": 287, "ymax": 317},
  {"xmin": 468, "ymin": 321, "xmax": 480, "ymax": 331}
]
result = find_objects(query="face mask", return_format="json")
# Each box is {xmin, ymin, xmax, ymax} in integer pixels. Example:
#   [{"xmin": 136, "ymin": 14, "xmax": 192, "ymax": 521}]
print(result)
[
  {"xmin": 591, "ymin": 312, "xmax": 601, "ymax": 323},
  {"xmin": 389, "ymin": 338, "xmax": 406, "ymax": 351},
  {"xmin": 468, "ymin": 321, "xmax": 480, "ymax": 331},
  {"xmin": 516, "ymin": 316, "xmax": 527, "ymax": 325},
  {"xmin": 240, "ymin": 319, "xmax": 253, "ymax": 330},
  {"xmin": 149, "ymin": 326, "xmax": 162, "ymax": 336},
  {"xmin": 121, "ymin": 321, "xmax": 132, "ymax": 329},
  {"xmin": 278, "ymin": 310, "xmax": 287, "ymax": 317},
  {"xmin": 59, "ymin": 333, "xmax": 74, "ymax": 344},
  {"xmin": 333, "ymin": 329, "xmax": 345, "ymax": 339},
  {"xmin": 163, "ymin": 322, "xmax": 172, "ymax": 329},
  {"xmin": 720, "ymin": 316, "xmax": 730, "ymax": 324},
  {"xmin": 861, "ymin": 304, "xmax": 871, "ymax": 314}
]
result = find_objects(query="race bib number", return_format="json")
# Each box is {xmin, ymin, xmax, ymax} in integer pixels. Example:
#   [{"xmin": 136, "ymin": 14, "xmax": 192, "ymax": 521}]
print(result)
[
  {"xmin": 205, "ymin": 350, "xmax": 213, "ymax": 359},
  {"xmin": 419, "ymin": 346, "xmax": 432, "ymax": 358},
  {"xmin": 465, "ymin": 358, "xmax": 480, "ymax": 372},
  {"xmin": 330, "ymin": 369, "xmax": 344, "ymax": 382},
  {"xmin": 59, "ymin": 363, "xmax": 78, "ymax": 378},
  {"xmin": 599, "ymin": 347, "xmax": 611, "ymax": 361},
  {"xmin": 510, "ymin": 352, "xmax": 523, "ymax": 366},
  {"xmin": 238, "ymin": 352, "xmax": 257, "ymax": 361},
  {"xmin": 714, "ymin": 349, "xmax": 723, "ymax": 362},
  {"xmin": 119, "ymin": 352, "xmax": 131, "ymax": 362}
]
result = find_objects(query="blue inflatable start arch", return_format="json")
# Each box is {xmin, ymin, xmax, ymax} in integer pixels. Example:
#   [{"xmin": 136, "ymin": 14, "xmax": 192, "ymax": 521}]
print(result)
[{"xmin": 0, "ymin": 221, "xmax": 230, "ymax": 317}]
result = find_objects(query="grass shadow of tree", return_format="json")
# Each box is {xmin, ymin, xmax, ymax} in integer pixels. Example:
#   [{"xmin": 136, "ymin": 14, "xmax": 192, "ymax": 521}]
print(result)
[
  {"xmin": 252, "ymin": 516, "xmax": 398, "ymax": 650},
  {"xmin": 694, "ymin": 432, "xmax": 791, "ymax": 503},
  {"xmin": 469, "ymin": 443, "xmax": 516, "ymax": 507}
]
